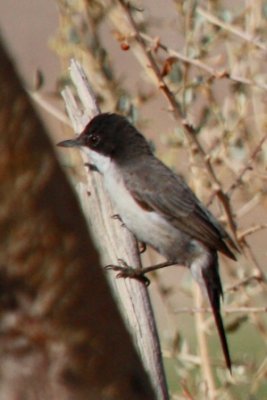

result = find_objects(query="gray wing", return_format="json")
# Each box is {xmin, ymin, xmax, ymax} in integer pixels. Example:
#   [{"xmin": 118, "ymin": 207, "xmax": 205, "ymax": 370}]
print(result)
[{"xmin": 123, "ymin": 157, "xmax": 237, "ymax": 260}]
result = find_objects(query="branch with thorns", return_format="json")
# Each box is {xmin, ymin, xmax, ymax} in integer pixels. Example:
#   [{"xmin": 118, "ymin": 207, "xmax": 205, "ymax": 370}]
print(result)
[
  {"xmin": 117, "ymin": 0, "xmax": 238, "ymax": 243},
  {"xmin": 138, "ymin": 32, "xmax": 267, "ymax": 92}
]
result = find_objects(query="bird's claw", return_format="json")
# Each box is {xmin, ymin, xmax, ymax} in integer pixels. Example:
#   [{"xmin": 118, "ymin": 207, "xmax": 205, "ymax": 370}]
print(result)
[
  {"xmin": 139, "ymin": 242, "xmax": 147, "ymax": 254},
  {"xmin": 84, "ymin": 163, "xmax": 99, "ymax": 172},
  {"xmin": 105, "ymin": 259, "xmax": 150, "ymax": 286},
  {"xmin": 111, "ymin": 214, "xmax": 126, "ymax": 227}
]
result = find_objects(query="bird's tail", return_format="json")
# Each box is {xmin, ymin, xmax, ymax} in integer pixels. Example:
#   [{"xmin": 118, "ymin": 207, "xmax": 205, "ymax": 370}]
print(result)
[{"xmin": 201, "ymin": 252, "xmax": 232, "ymax": 373}]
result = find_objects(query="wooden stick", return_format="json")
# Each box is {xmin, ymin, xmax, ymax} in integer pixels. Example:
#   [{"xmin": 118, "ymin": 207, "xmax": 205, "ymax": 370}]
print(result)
[{"xmin": 61, "ymin": 59, "xmax": 169, "ymax": 400}]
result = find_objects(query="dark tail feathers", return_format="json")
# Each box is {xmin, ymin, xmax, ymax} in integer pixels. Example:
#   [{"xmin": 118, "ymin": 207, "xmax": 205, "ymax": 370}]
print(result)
[{"xmin": 202, "ymin": 252, "xmax": 232, "ymax": 372}]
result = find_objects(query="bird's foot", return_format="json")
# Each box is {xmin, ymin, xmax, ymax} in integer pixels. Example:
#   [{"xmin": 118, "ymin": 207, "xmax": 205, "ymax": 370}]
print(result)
[
  {"xmin": 105, "ymin": 259, "xmax": 150, "ymax": 286},
  {"xmin": 105, "ymin": 259, "xmax": 175, "ymax": 286}
]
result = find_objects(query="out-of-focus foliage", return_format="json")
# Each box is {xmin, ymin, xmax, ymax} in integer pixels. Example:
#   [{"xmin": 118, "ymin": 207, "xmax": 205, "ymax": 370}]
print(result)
[{"xmin": 52, "ymin": 1, "xmax": 267, "ymax": 399}]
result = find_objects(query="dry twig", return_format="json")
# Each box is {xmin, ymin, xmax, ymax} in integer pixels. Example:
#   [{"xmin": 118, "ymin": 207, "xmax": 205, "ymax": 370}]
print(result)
[
  {"xmin": 60, "ymin": 59, "xmax": 169, "ymax": 400},
  {"xmin": 197, "ymin": 7, "xmax": 267, "ymax": 52}
]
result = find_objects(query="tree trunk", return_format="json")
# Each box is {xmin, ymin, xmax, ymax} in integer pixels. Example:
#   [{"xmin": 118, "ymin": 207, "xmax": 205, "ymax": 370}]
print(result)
[{"xmin": 0, "ymin": 36, "xmax": 156, "ymax": 400}]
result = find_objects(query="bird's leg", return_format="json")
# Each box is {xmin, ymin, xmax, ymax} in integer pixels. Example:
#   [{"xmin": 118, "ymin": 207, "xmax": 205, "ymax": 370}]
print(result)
[{"xmin": 105, "ymin": 259, "xmax": 176, "ymax": 286}]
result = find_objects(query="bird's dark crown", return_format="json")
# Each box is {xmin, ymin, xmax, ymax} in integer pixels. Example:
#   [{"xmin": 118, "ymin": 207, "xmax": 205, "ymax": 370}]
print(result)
[{"xmin": 79, "ymin": 113, "xmax": 152, "ymax": 160}]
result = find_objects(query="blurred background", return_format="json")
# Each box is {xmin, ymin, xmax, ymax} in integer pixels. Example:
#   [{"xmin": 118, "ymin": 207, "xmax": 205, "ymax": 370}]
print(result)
[{"xmin": 1, "ymin": 1, "xmax": 267, "ymax": 398}]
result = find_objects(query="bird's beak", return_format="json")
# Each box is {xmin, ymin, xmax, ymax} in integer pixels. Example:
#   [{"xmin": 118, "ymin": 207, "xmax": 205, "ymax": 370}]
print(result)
[{"xmin": 57, "ymin": 135, "xmax": 84, "ymax": 148}]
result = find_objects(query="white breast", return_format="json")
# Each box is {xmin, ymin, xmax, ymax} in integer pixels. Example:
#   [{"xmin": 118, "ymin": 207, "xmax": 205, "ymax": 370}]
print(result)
[
  {"xmin": 80, "ymin": 146, "xmax": 190, "ymax": 262},
  {"xmin": 103, "ymin": 161, "xmax": 184, "ymax": 260}
]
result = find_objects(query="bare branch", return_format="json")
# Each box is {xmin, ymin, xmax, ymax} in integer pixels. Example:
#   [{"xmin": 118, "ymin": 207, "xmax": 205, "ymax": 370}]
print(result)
[
  {"xmin": 0, "ymin": 36, "xmax": 156, "ymax": 400},
  {"xmin": 116, "ymin": 0, "xmax": 238, "ymax": 243},
  {"xmin": 197, "ymin": 7, "xmax": 267, "ymax": 52},
  {"xmin": 139, "ymin": 32, "xmax": 267, "ymax": 92},
  {"xmin": 60, "ymin": 59, "xmax": 169, "ymax": 400}
]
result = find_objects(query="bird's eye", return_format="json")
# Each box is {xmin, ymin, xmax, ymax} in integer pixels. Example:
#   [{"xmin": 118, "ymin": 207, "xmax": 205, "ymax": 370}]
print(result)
[{"xmin": 88, "ymin": 133, "xmax": 100, "ymax": 147}]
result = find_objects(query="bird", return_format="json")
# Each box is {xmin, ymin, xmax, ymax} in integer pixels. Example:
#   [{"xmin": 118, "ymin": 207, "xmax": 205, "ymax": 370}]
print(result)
[{"xmin": 58, "ymin": 112, "xmax": 238, "ymax": 372}]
